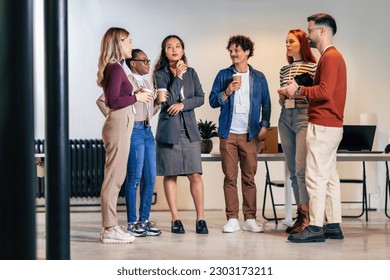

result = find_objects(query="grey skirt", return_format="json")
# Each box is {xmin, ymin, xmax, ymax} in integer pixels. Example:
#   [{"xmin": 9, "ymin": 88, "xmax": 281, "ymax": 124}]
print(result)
[{"xmin": 156, "ymin": 129, "xmax": 202, "ymax": 176}]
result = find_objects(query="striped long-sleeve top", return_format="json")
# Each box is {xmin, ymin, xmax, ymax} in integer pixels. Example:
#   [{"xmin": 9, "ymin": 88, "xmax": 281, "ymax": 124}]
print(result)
[{"xmin": 279, "ymin": 61, "xmax": 317, "ymax": 106}]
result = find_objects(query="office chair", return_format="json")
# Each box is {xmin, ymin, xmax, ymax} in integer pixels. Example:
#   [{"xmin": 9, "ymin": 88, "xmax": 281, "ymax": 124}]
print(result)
[
  {"xmin": 340, "ymin": 162, "xmax": 368, "ymax": 221},
  {"xmin": 384, "ymin": 144, "xmax": 390, "ymax": 218}
]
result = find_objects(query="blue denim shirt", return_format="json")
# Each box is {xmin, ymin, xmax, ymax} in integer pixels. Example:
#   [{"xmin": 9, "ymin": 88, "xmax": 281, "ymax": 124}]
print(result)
[{"xmin": 209, "ymin": 64, "xmax": 271, "ymax": 140}]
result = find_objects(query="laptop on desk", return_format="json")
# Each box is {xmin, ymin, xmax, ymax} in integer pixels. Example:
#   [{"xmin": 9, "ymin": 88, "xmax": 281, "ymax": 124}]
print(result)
[{"xmin": 337, "ymin": 125, "xmax": 383, "ymax": 154}]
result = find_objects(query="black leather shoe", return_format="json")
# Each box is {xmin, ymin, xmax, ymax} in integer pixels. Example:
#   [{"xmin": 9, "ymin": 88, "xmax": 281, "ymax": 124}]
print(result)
[
  {"xmin": 171, "ymin": 220, "xmax": 185, "ymax": 234},
  {"xmin": 196, "ymin": 220, "xmax": 209, "ymax": 234},
  {"xmin": 287, "ymin": 226, "xmax": 325, "ymax": 243},
  {"xmin": 324, "ymin": 223, "xmax": 344, "ymax": 239},
  {"xmin": 285, "ymin": 226, "xmax": 293, "ymax": 233}
]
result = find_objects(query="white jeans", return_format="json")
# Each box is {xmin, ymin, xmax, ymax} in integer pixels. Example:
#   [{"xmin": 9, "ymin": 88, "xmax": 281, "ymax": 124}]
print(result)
[{"xmin": 305, "ymin": 122, "xmax": 343, "ymax": 226}]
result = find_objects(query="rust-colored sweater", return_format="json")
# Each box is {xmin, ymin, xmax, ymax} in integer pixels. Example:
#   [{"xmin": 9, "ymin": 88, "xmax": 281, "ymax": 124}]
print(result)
[{"xmin": 301, "ymin": 46, "xmax": 347, "ymax": 127}]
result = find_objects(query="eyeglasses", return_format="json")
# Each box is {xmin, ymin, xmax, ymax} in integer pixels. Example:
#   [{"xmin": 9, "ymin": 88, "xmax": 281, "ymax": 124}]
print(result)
[
  {"xmin": 307, "ymin": 27, "xmax": 322, "ymax": 34},
  {"xmin": 132, "ymin": 59, "xmax": 151, "ymax": 65}
]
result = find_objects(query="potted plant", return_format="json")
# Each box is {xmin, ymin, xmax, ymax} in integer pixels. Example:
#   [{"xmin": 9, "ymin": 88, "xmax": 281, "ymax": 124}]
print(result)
[{"xmin": 197, "ymin": 119, "xmax": 218, "ymax": 153}]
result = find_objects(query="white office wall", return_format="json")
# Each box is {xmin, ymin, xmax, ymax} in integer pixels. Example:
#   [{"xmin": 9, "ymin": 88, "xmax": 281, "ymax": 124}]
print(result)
[{"xmin": 33, "ymin": 0, "xmax": 390, "ymax": 210}]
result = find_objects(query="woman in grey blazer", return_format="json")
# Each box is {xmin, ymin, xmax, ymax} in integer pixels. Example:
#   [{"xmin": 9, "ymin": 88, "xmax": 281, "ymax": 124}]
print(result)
[{"xmin": 152, "ymin": 35, "xmax": 208, "ymax": 234}]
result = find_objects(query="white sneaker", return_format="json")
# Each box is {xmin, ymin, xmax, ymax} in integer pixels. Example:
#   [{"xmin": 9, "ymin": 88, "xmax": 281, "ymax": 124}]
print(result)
[
  {"xmin": 100, "ymin": 225, "xmax": 135, "ymax": 244},
  {"xmin": 222, "ymin": 218, "xmax": 240, "ymax": 233},
  {"xmin": 243, "ymin": 219, "xmax": 264, "ymax": 233}
]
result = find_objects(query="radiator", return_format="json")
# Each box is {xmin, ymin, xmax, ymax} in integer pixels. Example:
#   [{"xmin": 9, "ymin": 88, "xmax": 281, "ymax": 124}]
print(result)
[{"xmin": 35, "ymin": 139, "xmax": 125, "ymax": 198}]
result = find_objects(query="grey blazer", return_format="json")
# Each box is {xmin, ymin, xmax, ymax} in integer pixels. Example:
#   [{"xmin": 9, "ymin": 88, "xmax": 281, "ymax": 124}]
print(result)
[{"xmin": 155, "ymin": 65, "xmax": 204, "ymax": 144}]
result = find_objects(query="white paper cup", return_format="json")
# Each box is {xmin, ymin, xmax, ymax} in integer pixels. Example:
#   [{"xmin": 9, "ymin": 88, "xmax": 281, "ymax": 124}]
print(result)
[
  {"xmin": 141, "ymin": 88, "xmax": 153, "ymax": 94},
  {"xmin": 157, "ymin": 88, "xmax": 167, "ymax": 103},
  {"xmin": 232, "ymin": 73, "xmax": 241, "ymax": 83}
]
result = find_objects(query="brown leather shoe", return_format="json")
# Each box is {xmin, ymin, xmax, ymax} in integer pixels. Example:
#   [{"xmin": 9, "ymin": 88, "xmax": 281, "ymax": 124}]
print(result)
[
  {"xmin": 285, "ymin": 211, "xmax": 302, "ymax": 233},
  {"xmin": 291, "ymin": 210, "xmax": 309, "ymax": 233}
]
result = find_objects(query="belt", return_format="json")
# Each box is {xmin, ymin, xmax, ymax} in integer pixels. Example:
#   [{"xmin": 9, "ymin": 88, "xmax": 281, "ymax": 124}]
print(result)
[{"xmin": 134, "ymin": 120, "xmax": 150, "ymax": 126}]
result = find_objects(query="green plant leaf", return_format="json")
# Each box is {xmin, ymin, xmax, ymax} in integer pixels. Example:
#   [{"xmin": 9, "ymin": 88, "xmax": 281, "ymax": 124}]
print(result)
[{"xmin": 197, "ymin": 118, "xmax": 218, "ymax": 139}]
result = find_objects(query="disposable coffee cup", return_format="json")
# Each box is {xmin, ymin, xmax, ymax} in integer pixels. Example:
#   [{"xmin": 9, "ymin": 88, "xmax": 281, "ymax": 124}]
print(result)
[
  {"xmin": 157, "ymin": 88, "xmax": 167, "ymax": 103},
  {"xmin": 157, "ymin": 88, "xmax": 167, "ymax": 95},
  {"xmin": 142, "ymin": 88, "xmax": 153, "ymax": 93},
  {"xmin": 140, "ymin": 88, "xmax": 154, "ymax": 100},
  {"xmin": 232, "ymin": 73, "xmax": 241, "ymax": 83},
  {"xmin": 36, "ymin": 158, "xmax": 45, "ymax": 178}
]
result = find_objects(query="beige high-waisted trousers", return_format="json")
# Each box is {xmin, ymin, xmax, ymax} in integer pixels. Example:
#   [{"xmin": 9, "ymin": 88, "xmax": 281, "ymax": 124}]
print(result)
[
  {"xmin": 306, "ymin": 122, "xmax": 343, "ymax": 227},
  {"xmin": 100, "ymin": 106, "xmax": 134, "ymax": 228}
]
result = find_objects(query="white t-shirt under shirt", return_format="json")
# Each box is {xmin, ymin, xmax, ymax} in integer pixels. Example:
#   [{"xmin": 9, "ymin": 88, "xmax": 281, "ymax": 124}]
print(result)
[
  {"xmin": 230, "ymin": 71, "xmax": 250, "ymax": 134},
  {"xmin": 132, "ymin": 73, "xmax": 153, "ymax": 122}
]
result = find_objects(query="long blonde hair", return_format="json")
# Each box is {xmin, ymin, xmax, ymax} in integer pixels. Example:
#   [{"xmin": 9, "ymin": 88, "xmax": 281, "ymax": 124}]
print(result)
[{"xmin": 97, "ymin": 27, "xmax": 129, "ymax": 87}]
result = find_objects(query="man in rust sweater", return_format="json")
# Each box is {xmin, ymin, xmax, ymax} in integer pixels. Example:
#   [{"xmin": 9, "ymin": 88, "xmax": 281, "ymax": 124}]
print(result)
[{"xmin": 278, "ymin": 13, "xmax": 347, "ymax": 243}]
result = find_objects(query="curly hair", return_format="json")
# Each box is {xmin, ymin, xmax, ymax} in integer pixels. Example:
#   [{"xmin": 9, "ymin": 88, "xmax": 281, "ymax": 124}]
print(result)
[
  {"xmin": 125, "ymin": 49, "xmax": 144, "ymax": 69},
  {"xmin": 226, "ymin": 35, "xmax": 254, "ymax": 58}
]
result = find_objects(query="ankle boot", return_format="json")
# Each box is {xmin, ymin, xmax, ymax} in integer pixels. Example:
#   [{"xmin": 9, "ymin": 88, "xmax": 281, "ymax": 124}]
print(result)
[
  {"xmin": 285, "ymin": 205, "xmax": 302, "ymax": 233},
  {"xmin": 291, "ymin": 209, "xmax": 309, "ymax": 233}
]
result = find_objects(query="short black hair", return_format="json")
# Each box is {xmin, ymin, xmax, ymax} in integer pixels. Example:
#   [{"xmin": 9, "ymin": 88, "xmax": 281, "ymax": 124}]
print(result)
[
  {"xmin": 307, "ymin": 13, "xmax": 337, "ymax": 35},
  {"xmin": 125, "ymin": 49, "xmax": 144, "ymax": 69}
]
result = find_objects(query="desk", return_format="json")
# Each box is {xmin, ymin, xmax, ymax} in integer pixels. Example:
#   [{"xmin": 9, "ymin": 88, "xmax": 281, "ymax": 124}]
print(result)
[
  {"xmin": 202, "ymin": 152, "xmax": 390, "ymax": 162},
  {"xmin": 201, "ymin": 153, "xmax": 285, "ymax": 162},
  {"xmin": 202, "ymin": 153, "xmax": 390, "ymax": 223}
]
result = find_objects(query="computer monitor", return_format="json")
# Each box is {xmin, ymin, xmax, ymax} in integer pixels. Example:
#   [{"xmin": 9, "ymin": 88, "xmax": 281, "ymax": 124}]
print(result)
[{"xmin": 338, "ymin": 125, "xmax": 376, "ymax": 152}]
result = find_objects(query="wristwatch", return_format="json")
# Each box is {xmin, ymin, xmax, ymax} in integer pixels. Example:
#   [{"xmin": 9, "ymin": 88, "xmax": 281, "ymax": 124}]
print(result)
[{"xmin": 296, "ymin": 86, "xmax": 302, "ymax": 96}]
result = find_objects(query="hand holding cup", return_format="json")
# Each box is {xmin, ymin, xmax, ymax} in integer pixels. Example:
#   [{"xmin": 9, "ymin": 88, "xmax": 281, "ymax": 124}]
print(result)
[
  {"xmin": 136, "ymin": 88, "xmax": 153, "ymax": 104},
  {"xmin": 232, "ymin": 73, "xmax": 241, "ymax": 85},
  {"xmin": 157, "ymin": 88, "xmax": 168, "ymax": 104},
  {"xmin": 227, "ymin": 73, "xmax": 241, "ymax": 93}
]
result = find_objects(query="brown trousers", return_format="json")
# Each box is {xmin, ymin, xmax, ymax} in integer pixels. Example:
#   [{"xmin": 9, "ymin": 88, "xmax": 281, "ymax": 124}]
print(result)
[
  {"xmin": 220, "ymin": 133, "xmax": 258, "ymax": 220},
  {"xmin": 100, "ymin": 106, "xmax": 134, "ymax": 228}
]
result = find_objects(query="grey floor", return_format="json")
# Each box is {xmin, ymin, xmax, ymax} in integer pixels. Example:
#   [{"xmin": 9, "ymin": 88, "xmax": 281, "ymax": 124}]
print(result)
[{"xmin": 35, "ymin": 208, "xmax": 390, "ymax": 260}]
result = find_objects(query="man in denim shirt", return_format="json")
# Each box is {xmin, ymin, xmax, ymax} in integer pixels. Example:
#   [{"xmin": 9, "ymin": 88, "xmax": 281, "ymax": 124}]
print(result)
[{"xmin": 209, "ymin": 35, "xmax": 271, "ymax": 233}]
